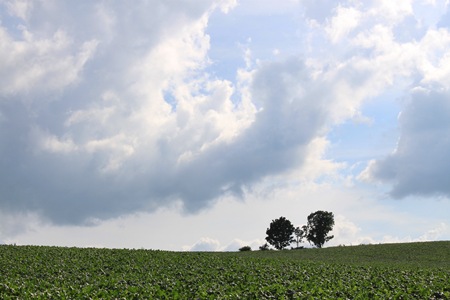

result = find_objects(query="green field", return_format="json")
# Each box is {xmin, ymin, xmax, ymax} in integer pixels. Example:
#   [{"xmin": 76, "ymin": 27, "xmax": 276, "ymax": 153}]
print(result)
[{"xmin": 1, "ymin": 241, "xmax": 449, "ymax": 299}]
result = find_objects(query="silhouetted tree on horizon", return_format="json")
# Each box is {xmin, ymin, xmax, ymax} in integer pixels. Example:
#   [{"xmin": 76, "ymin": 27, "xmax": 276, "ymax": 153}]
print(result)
[
  {"xmin": 265, "ymin": 216, "xmax": 295, "ymax": 250},
  {"xmin": 305, "ymin": 210, "xmax": 334, "ymax": 248}
]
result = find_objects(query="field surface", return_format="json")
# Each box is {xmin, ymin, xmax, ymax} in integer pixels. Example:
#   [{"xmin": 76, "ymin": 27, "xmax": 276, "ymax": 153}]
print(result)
[{"xmin": 0, "ymin": 241, "xmax": 449, "ymax": 299}]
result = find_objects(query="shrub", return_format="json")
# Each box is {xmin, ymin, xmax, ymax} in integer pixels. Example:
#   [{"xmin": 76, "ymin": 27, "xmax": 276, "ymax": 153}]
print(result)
[
  {"xmin": 239, "ymin": 246, "xmax": 252, "ymax": 252},
  {"xmin": 259, "ymin": 243, "xmax": 270, "ymax": 251}
]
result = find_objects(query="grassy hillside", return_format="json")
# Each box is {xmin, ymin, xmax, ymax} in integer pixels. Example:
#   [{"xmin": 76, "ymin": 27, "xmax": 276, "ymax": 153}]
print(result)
[
  {"xmin": 0, "ymin": 241, "xmax": 449, "ymax": 298},
  {"xmin": 244, "ymin": 241, "xmax": 450, "ymax": 268}
]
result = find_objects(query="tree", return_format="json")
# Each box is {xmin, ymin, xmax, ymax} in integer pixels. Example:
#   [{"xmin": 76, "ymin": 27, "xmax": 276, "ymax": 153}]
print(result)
[
  {"xmin": 259, "ymin": 243, "xmax": 270, "ymax": 251},
  {"xmin": 305, "ymin": 210, "xmax": 335, "ymax": 248},
  {"xmin": 265, "ymin": 216, "xmax": 295, "ymax": 250},
  {"xmin": 294, "ymin": 225, "xmax": 307, "ymax": 248}
]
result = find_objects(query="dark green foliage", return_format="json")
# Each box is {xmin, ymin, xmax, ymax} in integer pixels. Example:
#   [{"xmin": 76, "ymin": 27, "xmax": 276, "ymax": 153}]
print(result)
[
  {"xmin": 305, "ymin": 210, "xmax": 335, "ymax": 248},
  {"xmin": 239, "ymin": 246, "xmax": 251, "ymax": 251},
  {"xmin": 265, "ymin": 216, "xmax": 295, "ymax": 250},
  {"xmin": 259, "ymin": 243, "xmax": 270, "ymax": 251},
  {"xmin": 0, "ymin": 242, "xmax": 449, "ymax": 298}
]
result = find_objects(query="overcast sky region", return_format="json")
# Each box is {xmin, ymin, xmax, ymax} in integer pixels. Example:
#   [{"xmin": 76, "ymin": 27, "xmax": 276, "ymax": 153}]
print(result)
[{"xmin": 1, "ymin": 0, "xmax": 450, "ymax": 251}]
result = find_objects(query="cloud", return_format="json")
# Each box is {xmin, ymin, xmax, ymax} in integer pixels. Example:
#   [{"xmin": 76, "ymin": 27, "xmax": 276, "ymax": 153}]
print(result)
[
  {"xmin": 418, "ymin": 222, "xmax": 449, "ymax": 241},
  {"xmin": 183, "ymin": 237, "xmax": 264, "ymax": 251},
  {"xmin": 2, "ymin": 0, "xmax": 450, "ymax": 236},
  {"xmin": 361, "ymin": 87, "xmax": 450, "ymax": 199},
  {"xmin": 222, "ymin": 238, "xmax": 264, "ymax": 251},
  {"xmin": 305, "ymin": 0, "xmax": 450, "ymax": 201},
  {"xmin": 300, "ymin": 0, "xmax": 339, "ymax": 23},
  {"xmin": 183, "ymin": 237, "xmax": 221, "ymax": 251},
  {"xmin": 328, "ymin": 222, "xmax": 377, "ymax": 246},
  {"xmin": 325, "ymin": 6, "xmax": 361, "ymax": 43},
  {"xmin": 329, "ymin": 214, "xmax": 450, "ymax": 246},
  {"xmin": 0, "ymin": 0, "xmax": 241, "ymax": 224},
  {"xmin": 380, "ymin": 221, "xmax": 450, "ymax": 244},
  {"xmin": 0, "ymin": 211, "xmax": 41, "ymax": 238},
  {"xmin": 0, "ymin": 0, "xmax": 344, "ymax": 226},
  {"xmin": 0, "ymin": 26, "xmax": 98, "ymax": 95},
  {"xmin": 150, "ymin": 57, "xmax": 342, "ymax": 214},
  {"xmin": 2, "ymin": 0, "xmax": 34, "ymax": 20}
]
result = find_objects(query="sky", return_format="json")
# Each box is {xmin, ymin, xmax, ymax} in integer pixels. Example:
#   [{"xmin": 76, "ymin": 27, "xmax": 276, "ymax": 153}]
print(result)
[{"xmin": 0, "ymin": 0, "xmax": 449, "ymax": 251}]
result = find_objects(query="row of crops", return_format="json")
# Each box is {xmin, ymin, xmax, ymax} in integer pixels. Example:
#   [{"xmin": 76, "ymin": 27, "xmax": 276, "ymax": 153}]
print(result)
[{"xmin": 0, "ymin": 242, "xmax": 449, "ymax": 299}]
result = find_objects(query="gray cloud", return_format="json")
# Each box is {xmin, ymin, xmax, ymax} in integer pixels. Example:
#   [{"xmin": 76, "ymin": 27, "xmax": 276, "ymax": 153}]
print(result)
[
  {"xmin": 5, "ymin": 0, "xmax": 447, "ymax": 229},
  {"xmin": 0, "ymin": 1, "xmax": 333, "ymax": 225},
  {"xmin": 364, "ymin": 87, "xmax": 450, "ymax": 199},
  {"xmin": 170, "ymin": 58, "xmax": 330, "ymax": 212},
  {"xmin": 0, "ymin": 0, "xmax": 216, "ymax": 223}
]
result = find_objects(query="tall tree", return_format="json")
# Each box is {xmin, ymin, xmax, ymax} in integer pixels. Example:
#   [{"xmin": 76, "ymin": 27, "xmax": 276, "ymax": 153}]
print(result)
[
  {"xmin": 305, "ymin": 211, "xmax": 335, "ymax": 248},
  {"xmin": 265, "ymin": 216, "xmax": 295, "ymax": 250}
]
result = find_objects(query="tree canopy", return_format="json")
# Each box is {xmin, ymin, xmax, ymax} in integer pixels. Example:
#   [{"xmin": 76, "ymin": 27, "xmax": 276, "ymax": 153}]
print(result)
[
  {"xmin": 305, "ymin": 210, "xmax": 335, "ymax": 248},
  {"xmin": 265, "ymin": 216, "xmax": 295, "ymax": 250}
]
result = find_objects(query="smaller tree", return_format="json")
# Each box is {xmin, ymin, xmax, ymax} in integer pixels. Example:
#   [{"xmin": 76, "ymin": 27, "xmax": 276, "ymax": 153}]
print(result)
[
  {"xmin": 265, "ymin": 216, "xmax": 295, "ymax": 250},
  {"xmin": 294, "ymin": 225, "xmax": 307, "ymax": 248},
  {"xmin": 259, "ymin": 243, "xmax": 270, "ymax": 251},
  {"xmin": 305, "ymin": 210, "xmax": 335, "ymax": 248}
]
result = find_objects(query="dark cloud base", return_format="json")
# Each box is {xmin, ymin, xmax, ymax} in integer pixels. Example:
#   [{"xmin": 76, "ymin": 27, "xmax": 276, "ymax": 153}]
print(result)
[
  {"xmin": 0, "ymin": 47, "xmax": 327, "ymax": 225},
  {"xmin": 367, "ymin": 88, "xmax": 450, "ymax": 199}
]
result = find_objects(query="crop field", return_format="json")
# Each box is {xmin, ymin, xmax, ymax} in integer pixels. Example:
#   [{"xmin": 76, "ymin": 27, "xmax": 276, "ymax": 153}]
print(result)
[{"xmin": 0, "ymin": 241, "xmax": 449, "ymax": 299}]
